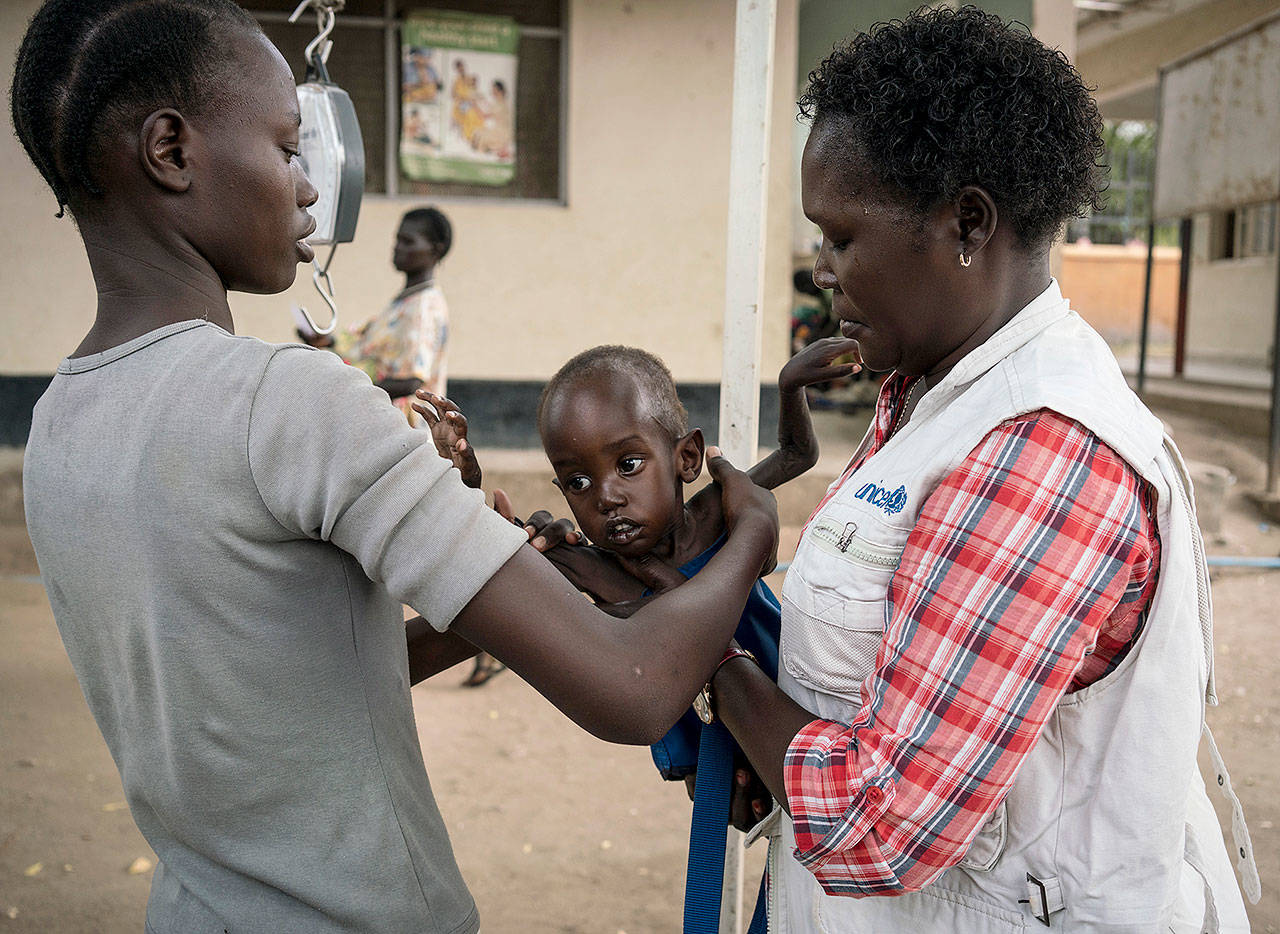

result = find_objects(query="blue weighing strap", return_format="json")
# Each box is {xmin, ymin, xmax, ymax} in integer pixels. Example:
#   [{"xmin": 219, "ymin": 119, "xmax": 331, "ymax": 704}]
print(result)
[
  {"xmin": 645, "ymin": 537, "xmax": 778, "ymax": 934},
  {"xmin": 684, "ymin": 720, "xmax": 768, "ymax": 934}
]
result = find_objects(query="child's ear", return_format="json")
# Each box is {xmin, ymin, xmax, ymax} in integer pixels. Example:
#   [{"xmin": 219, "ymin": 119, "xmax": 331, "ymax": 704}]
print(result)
[
  {"xmin": 675, "ymin": 428, "xmax": 704, "ymax": 483},
  {"xmin": 139, "ymin": 109, "xmax": 192, "ymax": 193}
]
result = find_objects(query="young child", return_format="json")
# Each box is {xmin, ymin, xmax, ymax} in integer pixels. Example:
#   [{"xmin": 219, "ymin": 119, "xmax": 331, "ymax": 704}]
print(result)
[
  {"xmin": 416, "ymin": 337, "xmax": 857, "ymax": 931},
  {"xmin": 421, "ymin": 338, "xmax": 857, "ymax": 608},
  {"xmin": 420, "ymin": 337, "xmax": 859, "ymax": 712}
]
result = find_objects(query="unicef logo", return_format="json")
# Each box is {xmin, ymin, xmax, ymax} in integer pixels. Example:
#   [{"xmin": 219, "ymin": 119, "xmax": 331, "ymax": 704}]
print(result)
[{"xmin": 853, "ymin": 482, "xmax": 908, "ymax": 516}]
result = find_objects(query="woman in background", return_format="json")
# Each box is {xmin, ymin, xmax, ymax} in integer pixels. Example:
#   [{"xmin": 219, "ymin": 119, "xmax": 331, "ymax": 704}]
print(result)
[{"xmin": 306, "ymin": 206, "xmax": 450, "ymax": 427}]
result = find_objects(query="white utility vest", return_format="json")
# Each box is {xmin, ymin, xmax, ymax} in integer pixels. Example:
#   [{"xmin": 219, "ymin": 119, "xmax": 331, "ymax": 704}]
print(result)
[{"xmin": 753, "ymin": 282, "xmax": 1260, "ymax": 932}]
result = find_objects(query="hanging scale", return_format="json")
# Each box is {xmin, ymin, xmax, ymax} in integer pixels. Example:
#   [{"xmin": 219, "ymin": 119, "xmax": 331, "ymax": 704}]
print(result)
[{"xmin": 289, "ymin": 0, "xmax": 365, "ymax": 336}]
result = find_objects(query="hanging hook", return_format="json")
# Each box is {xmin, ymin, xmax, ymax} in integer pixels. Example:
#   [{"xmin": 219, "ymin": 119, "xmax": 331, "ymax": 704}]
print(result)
[
  {"xmin": 297, "ymin": 244, "xmax": 339, "ymax": 336},
  {"xmin": 288, "ymin": 0, "xmax": 344, "ymax": 75}
]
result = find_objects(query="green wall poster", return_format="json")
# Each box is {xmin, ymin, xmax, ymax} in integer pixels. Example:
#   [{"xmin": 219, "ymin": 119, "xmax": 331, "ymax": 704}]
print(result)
[{"xmin": 400, "ymin": 11, "xmax": 520, "ymax": 186}]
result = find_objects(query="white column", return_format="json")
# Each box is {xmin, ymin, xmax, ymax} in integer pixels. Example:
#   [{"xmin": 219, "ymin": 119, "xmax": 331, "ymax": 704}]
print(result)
[
  {"xmin": 718, "ymin": 0, "xmax": 778, "ymax": 931},
  {"xmin": 719, "ymin": 0, "xmax": 779, "ymax": 470}
]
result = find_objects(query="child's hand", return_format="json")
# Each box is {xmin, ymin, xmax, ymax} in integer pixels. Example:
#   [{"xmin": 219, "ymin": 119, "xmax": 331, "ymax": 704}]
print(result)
[
  {"xmin": 413, "ymin": 390, "xmax": 483, "ymax": 489},
  {"xmin": 512, "ymin": 507, "xmax": 581, "ymax": 550},
  {"xmin": 779, "ymin": 336, "xmax": 861, "ymax": 394}
]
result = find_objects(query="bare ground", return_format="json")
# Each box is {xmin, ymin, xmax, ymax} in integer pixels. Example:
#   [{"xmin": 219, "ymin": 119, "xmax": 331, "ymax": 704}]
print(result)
[{"xmin": 1, "ymin": 406, "xmax": 1276, "ymax": 931}]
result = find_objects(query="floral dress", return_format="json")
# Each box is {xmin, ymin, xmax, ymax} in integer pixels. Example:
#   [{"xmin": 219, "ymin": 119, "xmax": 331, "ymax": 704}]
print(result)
[{"xmin": 335, "ymin": 282, "xmax": 448, "ymax": 426}]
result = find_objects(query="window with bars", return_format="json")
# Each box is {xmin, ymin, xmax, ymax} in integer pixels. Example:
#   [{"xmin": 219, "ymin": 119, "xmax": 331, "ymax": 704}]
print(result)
[
  {"xmin": 1209, "ymin": 202, "xmax": 1278, "ymax": 261},
  {"xmin": 1236, "ymin": 202, "xmax": 1278, "ymax": 259},
  {"xmin": 244, "ymin": 1, "xmax": 565, "ymax": 201}
]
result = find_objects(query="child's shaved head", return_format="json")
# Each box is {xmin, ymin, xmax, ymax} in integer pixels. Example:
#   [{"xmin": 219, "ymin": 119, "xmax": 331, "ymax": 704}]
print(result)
[{"xmin": 538, "ymin": 346, "xmax": 688, "ymax": 442}]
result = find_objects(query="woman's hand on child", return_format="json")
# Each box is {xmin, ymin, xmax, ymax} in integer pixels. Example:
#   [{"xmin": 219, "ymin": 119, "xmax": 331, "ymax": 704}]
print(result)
[
  {"xmin": 681, "ymin": 763, "xmax": 772, "ymax": 831},
  {"xmin": 413, "ymin": 390, "xmax": 483, "ymax": 489},
  {"xmin": 778, "ymin": 335, "xmax": 862, "ymax": 394},
  {"xmin": 616, "ymin": 552, "xmax": 686, "ymax": 594},
  {"xmin": 518, "ymin": 508, "xmax": 582, "ymax": 551},
  {"xmin": 706, "ymin": 446, "xmax": 779, "ymax": 577}
]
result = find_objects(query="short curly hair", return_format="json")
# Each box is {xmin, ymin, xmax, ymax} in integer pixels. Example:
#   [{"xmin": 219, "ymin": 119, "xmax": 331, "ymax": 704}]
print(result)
[{"xmin": 798, "ymin": 5, "xmax": 1105, "ymax": 248}]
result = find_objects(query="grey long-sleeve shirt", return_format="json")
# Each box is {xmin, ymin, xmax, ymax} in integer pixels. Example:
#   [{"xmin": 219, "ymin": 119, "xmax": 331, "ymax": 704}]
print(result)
[{"xmin": 23, "ymin": 320, "xmax": 526, "ymax": 933}]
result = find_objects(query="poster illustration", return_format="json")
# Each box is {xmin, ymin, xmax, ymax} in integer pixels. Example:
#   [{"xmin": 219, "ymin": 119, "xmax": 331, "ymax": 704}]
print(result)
[{"xmin": 400, "ymin": 11, "xmax": 519, "ymax": 186}]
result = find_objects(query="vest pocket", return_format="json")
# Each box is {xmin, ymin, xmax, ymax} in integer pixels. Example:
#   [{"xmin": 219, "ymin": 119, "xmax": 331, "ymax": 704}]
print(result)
[
  {"xmin": 957, "ymin": 800, "xmax": 1008, "ymax": 872},
  {"xmin": 781, "ymin": 564, "xmax": 889, "ymax": 700}
]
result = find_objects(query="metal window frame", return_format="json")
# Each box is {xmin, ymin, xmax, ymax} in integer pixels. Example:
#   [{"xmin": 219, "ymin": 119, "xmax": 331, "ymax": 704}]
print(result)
[{"xmin": 247, "ymin": 3, "xmax": 569, "ymax": 203}]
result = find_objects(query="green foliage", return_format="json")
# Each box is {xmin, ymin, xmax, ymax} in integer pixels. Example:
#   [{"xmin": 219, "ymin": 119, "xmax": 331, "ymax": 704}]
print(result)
[{"xmin": 1073, "ymin": 120, "xmax": 1177, "ymax": 246}]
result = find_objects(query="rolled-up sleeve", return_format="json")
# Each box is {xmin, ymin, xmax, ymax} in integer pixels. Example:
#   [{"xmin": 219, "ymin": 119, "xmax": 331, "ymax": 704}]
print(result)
[
  {"xmin": 782, "ymin": 412, "xmax": 1158, "ymax": 896},
  {"xmin": 246, "ymin": 345, "xmax": 527, "ymax": 629}
]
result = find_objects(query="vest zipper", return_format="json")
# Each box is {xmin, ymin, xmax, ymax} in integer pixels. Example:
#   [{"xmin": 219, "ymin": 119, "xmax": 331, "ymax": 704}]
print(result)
[
  {"xmin": 839, "ymin": 540, "xmax": 900, "ymax": 569},
  {"xmin": 812, "ymin": 520, "xmax": 903, "ymax": 569}
]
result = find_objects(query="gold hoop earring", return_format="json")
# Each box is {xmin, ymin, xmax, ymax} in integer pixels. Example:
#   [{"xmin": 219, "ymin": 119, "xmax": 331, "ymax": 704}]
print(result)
[{"xmin": 959, "ymin": 252, "xmax": 972, "ymax": 268}]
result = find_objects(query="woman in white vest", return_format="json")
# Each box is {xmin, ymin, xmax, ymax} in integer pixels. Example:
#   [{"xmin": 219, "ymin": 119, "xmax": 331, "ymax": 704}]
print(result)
[{"xmin": 700, "ymin": 8, "xmax": 1261, "ymax": 931}]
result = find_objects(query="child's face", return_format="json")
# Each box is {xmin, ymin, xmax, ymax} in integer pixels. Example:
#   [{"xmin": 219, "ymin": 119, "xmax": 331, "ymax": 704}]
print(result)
[
  {"xmin": 541, "ymin": 375, "xmax": 700, "ymax": 558},
  {"xmin": 188, "ymin": 31, "xmax": 318, "ymax": 294}
]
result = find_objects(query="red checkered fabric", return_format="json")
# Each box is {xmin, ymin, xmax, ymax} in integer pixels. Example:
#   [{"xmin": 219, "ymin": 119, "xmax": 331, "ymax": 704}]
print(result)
[{"xmin": 784, "ymin": 374, "xmax": 1159, "ymax": 895}]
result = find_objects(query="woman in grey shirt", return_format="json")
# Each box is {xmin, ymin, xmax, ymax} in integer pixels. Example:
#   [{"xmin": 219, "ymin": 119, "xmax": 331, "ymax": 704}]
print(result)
[{"xmin": 11, "ymin": 2, "xmax": 778, "ymax": 931}]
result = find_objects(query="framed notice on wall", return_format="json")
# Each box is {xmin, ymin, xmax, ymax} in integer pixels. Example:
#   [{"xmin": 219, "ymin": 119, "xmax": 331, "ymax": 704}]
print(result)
[{"xmin": 400, "ymin": 10, "xmax": 519, "ymax": 187}]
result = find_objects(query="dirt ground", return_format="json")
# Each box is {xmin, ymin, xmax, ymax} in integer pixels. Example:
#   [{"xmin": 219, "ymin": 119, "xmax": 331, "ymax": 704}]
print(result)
[{"xmin": 1, "ymin": 406, "xmax": 1277, "ymax": 932}]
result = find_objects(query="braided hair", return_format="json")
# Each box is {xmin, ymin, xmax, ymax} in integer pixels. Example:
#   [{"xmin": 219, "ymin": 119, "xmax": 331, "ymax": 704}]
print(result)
[
  {"xmin": 400, "ymin": 207, "xmax": 453, "ymax": 260},
  {"xmin": 10, "ymin": 0, "xmax": 259, "ymax": 217}
]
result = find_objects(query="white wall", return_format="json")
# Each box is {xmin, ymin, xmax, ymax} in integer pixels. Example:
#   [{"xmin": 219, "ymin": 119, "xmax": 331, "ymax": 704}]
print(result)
[{"xmin": 1, "ymin": 0, "xmax": 797, "ymax": 384}]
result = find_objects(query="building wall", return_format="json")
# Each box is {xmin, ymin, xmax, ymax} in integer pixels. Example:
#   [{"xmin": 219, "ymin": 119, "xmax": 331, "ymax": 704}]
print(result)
[
  {"xmin": 1059, "ymin": 244, "xmax": 1180, "ymax": 345},
  {"xmin": 1186, "ymin": 213, "xmax": 1278, "ymax": 366},
  {"xmin": 1, "ymin": 0, "xmax": 797, "ymax": 389}
]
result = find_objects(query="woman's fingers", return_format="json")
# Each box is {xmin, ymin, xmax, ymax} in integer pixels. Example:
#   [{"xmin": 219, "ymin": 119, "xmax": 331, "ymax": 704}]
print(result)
[
  {"xmin": 492, "ymin": 489, "xmax": 520, "ymax": 525},
  {"xmin": 822, "ymin": 361, "xmax": 862, "ymax": 378},
  {"xmin": 616, "ymin": 552, "xmax": 686, "ymax": 592},
  {"xmin": 706, "ymin": 445, "xmax": 779, "ymax": 574},
  {"xmin": 729, "ymin": 765, "xmax": 772, "ymax": 832},
  {"xmin": 527, "ymin": 515, "xmax": 580, "ymax": 551}
]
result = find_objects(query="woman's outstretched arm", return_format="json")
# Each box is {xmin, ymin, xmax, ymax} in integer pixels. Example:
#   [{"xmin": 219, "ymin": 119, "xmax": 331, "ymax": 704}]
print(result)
[
  {"xmin": 406, "ymin": 616, "xmax": 479, "ymax": 684},
  {"xmin": 450, "ymin": 451, "xmax": 778, "ymax": 745}
]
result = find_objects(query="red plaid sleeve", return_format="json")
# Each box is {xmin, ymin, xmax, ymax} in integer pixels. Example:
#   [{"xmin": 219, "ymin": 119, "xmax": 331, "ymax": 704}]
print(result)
[{"xmin": 783, "ymin": 409, "xmax": 1158, "ymax": 896}]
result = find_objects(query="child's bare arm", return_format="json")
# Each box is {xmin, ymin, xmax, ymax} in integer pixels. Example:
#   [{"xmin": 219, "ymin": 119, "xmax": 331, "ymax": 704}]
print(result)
[
  {"xmin": 413, "ymin": 390, "xmax": 483, "ymax": 489},
  {"xmin": 680, "ymin": 337, "xmax": 861, "ymax": 551},
  {"xmin": 542, "ymin": 540, "xmax": 649, "ymax": 605},
  {"xmin": 749, "ymin": 336, "xmax": 860, "ymax": 490}
]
